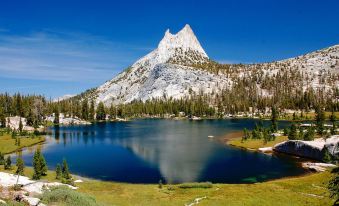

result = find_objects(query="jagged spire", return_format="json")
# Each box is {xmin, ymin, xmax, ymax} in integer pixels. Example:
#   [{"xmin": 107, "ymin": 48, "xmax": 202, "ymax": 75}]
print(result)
[{"xmin": 157, "ymin": 24, "xmax": 208, "ymax": 58}]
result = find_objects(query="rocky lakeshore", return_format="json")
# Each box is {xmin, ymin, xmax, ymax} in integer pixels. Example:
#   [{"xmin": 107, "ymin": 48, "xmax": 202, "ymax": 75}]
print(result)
[
  {"xmin": 0, "ymin": 172, "xmax": 78, "ymax": 206},
  {"xmin": 274, "ymin": 135, "xmax": 339, "ymax": 161}
]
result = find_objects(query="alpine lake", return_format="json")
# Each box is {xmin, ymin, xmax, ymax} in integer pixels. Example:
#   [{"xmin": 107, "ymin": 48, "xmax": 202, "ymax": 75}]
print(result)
[{"xmin": 14, "ymin": 119, "xmax": 308, "ymax": 184}]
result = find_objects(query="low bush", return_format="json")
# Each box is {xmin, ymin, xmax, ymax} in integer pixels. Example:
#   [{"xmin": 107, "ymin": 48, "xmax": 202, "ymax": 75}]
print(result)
[
  {"xmin": 40, "ymin": 186, "xmax": 98, "ymax": 206},
  {"xmin": 178, "ymin": 182, "xmax": 213, "ymax": 189}
]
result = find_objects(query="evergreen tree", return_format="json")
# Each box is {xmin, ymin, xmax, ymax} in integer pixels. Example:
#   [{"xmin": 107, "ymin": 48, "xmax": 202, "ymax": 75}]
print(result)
[
  {"xmin": 11, "ymin": 131, "xmax": 16, "ymax": 139},
  {"xmin": 283, "ymin": 127, "xmax": 289, "ymax": 136},
  {"xmin": 89, "ymin": 100, "xmax": 95, "ymax": 122},
  {"xmin": 298, "ymin": 128, "xmax": 304, "ymax": 140},
  {"xmin": 26, "ymin": 108, "xmax": 34, "ymax": 126},
  {"xmin": 304, "ymin": 127, "xmax": 315, "ymax": 141},
  {"xmin": 330, "ymin": 110, "xmax": 336, "ymax": 135},
  {"xmin": 288, "ymin": 124, "xmax": 298, "ymax": 140},
  {"xmin": 242, "ymin": 128, "xmax": 250, "ymax": 142},
  {"xmin": 315, "ymin": 106, "xmax": 325, "ymax": 135},
  {"xmin": 40, "ymin": 153, "xmax": 47, "ymax": 176},
  {"xmin": 18, "ymin": 118, "xmax": 23, "ymax": 133},
  {"xmin": 96, "ymin": 102, "xmax": 106, "ymax": 121},
  {"xmin": 0, "ymin": 152, "xmax": 4, "ymax": 165},
  {"xmin": 4, "ymin": 155, "xmax": 11, "ymax": 170},
  {"xmin": 62, "ymin": 159, "xmax": 71, "ymax": 180},
  {"xmin": 15, "ymin": 157, "xmax": 25, "ymax": 175},
  {"xmin": 271, "ymin": 106, "xmax": 278, "ymax": 132},
  {"xmin": 0, "ymin": 108, "xmax": 5, "ymax": 128},
  {"xmin": 33, "ymin": 150, "xmax": 42, "ymax": 179},
  {"xmin": 81, "ymin": 99, "xmax": 89, "ymax": 120},
  {"xmin": 323, "ymin": 148, "xmax": 332, "ymax": 163},
  {"xmin": 54, "ymin": 107, "xmax": 60, "ymax": 125},
  {"xmin": 328, "ymin": 167, "xmax": 339, "ymax": 205},
  {"xmin": 55, "ymin": 163, "xmax": 62, "ymax": 180},
  {"xmin": 32, "ymin": 149, "xmax": 47, "ymax": 179}
]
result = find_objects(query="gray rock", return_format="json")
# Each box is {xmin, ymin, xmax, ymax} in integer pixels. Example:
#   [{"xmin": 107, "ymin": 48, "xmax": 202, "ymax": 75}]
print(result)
[
  {"xmin": 23, "ymin": 196, "xmax": 40, "ymax": 206},
  {"xmin": 273, "ymin": 136, "xmax": 339, "ymax": 161},
  {"xmin": 325, "ymin": 135, "xmax": 339, "ymax": 159}
]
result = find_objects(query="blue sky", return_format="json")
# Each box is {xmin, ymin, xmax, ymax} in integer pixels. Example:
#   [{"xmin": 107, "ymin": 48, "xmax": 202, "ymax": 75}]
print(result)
[{"xmin": 0, "ymin": 0, "xmax": 339, "ymax": 98}]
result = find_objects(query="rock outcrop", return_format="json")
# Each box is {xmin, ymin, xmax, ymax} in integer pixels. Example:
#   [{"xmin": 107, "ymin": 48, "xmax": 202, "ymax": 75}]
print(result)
[
  {"xmin": 5, "ymin": 116, "xmax": 36, "ymax": 131},
  {"xmin": 0, "ymin": 172, "xmax": 77, "ymax": 206},
  {"xmin": 273, "ymin": 136, "xmax": 339, "ymax": 161}
]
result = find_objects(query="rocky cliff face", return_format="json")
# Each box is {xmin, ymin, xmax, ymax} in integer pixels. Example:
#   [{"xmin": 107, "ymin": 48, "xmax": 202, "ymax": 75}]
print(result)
[
  {"xmin": 72, "ymin": 24, "xmax": 339, "ymax": 106},
  {"xmin": 273, "ymin": 136, "xmax": 339, "ymax": 161},
  {"xmin": 92, "ymin": 24, "xmax": 231, "ymax": 105}
]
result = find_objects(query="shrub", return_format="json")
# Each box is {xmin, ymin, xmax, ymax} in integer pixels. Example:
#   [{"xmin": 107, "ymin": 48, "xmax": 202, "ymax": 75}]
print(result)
[
  {"xmin": 328, "ymin": 167, "xmax": 339, "ymax": 205},
  {"xmin": 322, "ymin": 148, "xmax": 333, "ymax": 163},
  {"xmin": 4, "ymin": 155, "xmax": 11, "ymax": 170},
  {"xmin": 178, "ymin": 182, "xmax": 213, "ymax": 189},
  {"xmin": 40, "ymin": 186, "xmax": 98, "ymax": 206}
]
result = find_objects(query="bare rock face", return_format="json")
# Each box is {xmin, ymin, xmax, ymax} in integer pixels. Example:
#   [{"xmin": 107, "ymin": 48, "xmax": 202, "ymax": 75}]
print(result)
[
  {"xmin": 273, "ymin": 136, "xmax": 339, "ymax": 161},
  {"xmin": 70, "ymin": 22, "xmax": 339, "ymax": 107},
  {"xmin": 325, "ymin": 135, "xmax": 339, "ymax": 159}
]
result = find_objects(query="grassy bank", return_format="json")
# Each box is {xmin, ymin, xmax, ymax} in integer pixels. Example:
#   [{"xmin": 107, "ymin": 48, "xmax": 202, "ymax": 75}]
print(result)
[
  {"xmin": 0, "ymin": 133, "xmax": 45, "ymax": 154},
  {"xmin": 228, "ymin": 136, "xmax": 288, "ymax": 150},
  {"xmin": 0, "ymin": 166, "xmax": 334, "ymax": 206},
  {"xmin": 278, "ymin": 111, "xmax": 339, "ymax": 121}
]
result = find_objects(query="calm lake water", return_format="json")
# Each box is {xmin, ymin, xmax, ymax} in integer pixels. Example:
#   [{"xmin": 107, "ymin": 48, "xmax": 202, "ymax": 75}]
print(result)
[{"xmin": 17, "ymin": 119, "xmax": 307, "ymax": 184}]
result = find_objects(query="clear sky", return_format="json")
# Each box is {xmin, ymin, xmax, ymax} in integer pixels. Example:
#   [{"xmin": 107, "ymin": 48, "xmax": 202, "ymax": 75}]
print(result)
[{"xmin": 0, "ymin": 0, "xmax": 339, "ymax": 98}]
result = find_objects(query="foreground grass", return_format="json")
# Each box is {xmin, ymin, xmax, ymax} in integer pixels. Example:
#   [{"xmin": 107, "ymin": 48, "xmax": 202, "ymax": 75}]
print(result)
[
  {"xmin": 0, "ymin": 133, "xmax": 45, "ymax": 154},
  {"xmin": 228, "ymin": 136, "xmax": 288, "ymax": 150},
  {"xmin": 0, "ymin": 167, "xmax": 334, "ymax": 205},
  {"xmin": 78, "ymin": 172, "xmax": 333, "ymax": 206}
]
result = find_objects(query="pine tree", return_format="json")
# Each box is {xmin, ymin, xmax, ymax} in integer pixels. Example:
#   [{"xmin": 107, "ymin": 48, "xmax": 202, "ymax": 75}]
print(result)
[
  {"xmin": 11, "ymin": 131, "xmax": 16, "ymax": 139},
  {"xmin": 0, "ymin": 108, "xmax": 6, "ymax": 128},
  {"xmin": 32, "ymin": 149, "xmax": 47, "ymax": 179},
  {"xmin": 96, "ymin": 102, "xmax": 106, "ymax": 121},
  {"xmin": 26, "ymin": 108, "xmax": 34, "ymax": 126},
  {"xmin": 288, "ymin": 124, "xmax": 298, "ymax": 140},
  {"xmin": 323, "ymin": 148, "xmax": 332, "ymax": 163},
  {"xmin": 328, "ymin": 167, "xmax": 339, "ymax": 205},
  {"xmin": 33, "ymin": 150, "xmax": 42, "ymax": 179},
  {"xmin": 40, "ymin": 153, "xmax": 47, "ymax": 176},
  {"xmin": 18, "ymin": 118, "xmax": 23, "ymax": 133},
  {"xmin": 330, "ymin": 110, "xmax": 336, "ymax": 135},
  {"xmin": 0, "ymin": 152, "xmax": 4, "ymax": 165},
  {"xmin": 4, "ymin": 155, "xmax": 11, "ymax": 170},
  {"xmin": 271, "ymin": 106, "xmax": 278, "ymax": 132},
  {"xmin": 304, "ymin": 127, "xmax": 315, "ymax": 141},
  {"xmin": 56, "ymin": 164, "xmax": 62, "ymax": 180},
  {"xmin": 54, "ymin": 107, "xmax": 60, "ymax": 125},
  {"xmin": 81, "ymin": 99, "xmax": 89, "ymax": 120},
  {"xmin": 89, "ymin": 100, "xmax": 95, "ymax": 122},
  {"xmin": 315, "ymin": 106, "xmax": 325, "ymax": 135},
  {"xmin": 62, "ymin": 159, "xmax": 71, "ymax": 180},
  {"xmin": 15, "ymin": 157, "xmax": 25, "ymax": 175}
]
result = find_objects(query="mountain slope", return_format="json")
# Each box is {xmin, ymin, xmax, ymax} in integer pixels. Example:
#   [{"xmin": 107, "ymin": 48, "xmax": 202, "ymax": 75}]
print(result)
[
  {"xmin": 76, "ymin": 24, "xmax": 339, "ymax": 106},
  {"xmin": 93, "ymin": 24, "xmax": 231, "ymax": 105}
]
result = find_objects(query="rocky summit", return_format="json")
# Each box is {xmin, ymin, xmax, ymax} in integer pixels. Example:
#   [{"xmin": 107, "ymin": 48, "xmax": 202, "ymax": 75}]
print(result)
[{"xmin": 72, "ymin": 24, "xmax": 339, "ymax": 106}]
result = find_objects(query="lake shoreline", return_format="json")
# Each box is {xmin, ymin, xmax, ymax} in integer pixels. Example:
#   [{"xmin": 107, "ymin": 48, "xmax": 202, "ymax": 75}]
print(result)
[{"xmin": 1, "ymin": 135, "xmax": 46, "ymax": 155}]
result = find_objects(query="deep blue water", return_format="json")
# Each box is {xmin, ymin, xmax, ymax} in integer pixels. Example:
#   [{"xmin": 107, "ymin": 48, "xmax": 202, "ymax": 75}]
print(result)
[{"xmin": 16, "ymin": 119, "xmax": 307, "ymax": 184}]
